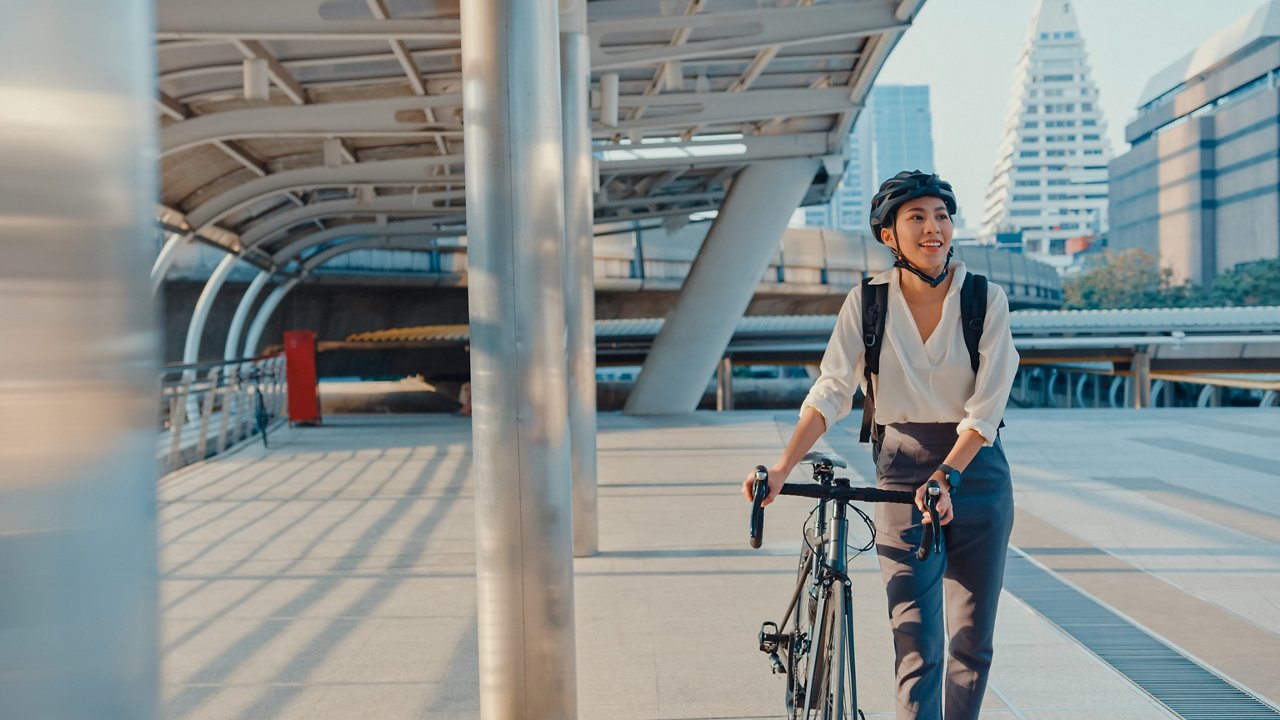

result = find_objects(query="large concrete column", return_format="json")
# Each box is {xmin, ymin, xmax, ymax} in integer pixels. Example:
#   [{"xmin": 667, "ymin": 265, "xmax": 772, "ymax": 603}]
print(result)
[
  {"xmin": 0, "ymin": 2, "xmax": 158, "ymax": 718},
  {"xmin": 561, "ymin": 0, "xmax": 598, "ymax": 558},
  {"xmin": 625, "ymin": 158, "xmax": 818, "ymax": 415},
  {"xmin": 461, "ymin": 0, "xmax": 578, "ymax": 718}
]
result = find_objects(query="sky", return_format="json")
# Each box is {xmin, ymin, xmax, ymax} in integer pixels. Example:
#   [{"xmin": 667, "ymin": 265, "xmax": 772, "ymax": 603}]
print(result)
[{"xmin": 873, "ymin": 0, "xmax": 1272, "ymax": 229}]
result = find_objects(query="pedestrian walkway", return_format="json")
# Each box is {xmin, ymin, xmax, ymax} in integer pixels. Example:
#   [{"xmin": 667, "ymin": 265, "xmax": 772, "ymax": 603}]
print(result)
[{"xmin": 158, "ymin": 409, "xmax": 1280, "ymax": 719}]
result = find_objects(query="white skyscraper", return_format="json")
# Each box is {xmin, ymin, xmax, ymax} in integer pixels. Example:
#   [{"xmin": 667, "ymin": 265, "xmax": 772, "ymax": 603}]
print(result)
[{"xmin": 981, "ymin": 0, "xmax": 1111, "ymax": 267}]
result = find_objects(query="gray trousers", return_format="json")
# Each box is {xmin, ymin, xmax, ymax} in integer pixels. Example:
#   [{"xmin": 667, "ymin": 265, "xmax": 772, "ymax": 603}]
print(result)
[{"xmin": 872, "ymin": 422, "xmax": 1014, "ymax": 720}]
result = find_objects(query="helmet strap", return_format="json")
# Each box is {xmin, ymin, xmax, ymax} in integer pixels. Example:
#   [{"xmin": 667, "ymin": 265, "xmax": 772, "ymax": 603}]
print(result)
[{"xmin": 888, "ymin": 231, "xmax": 953, "ymax": 288}]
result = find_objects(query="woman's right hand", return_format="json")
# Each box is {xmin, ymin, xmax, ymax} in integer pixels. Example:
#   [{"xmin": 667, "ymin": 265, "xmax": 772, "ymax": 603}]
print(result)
[{"xmin": 741, "ymin": 463, "xmax": 791, "ymax": 507}]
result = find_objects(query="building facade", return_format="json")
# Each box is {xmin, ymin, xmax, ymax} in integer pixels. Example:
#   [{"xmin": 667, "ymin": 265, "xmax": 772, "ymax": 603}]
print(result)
[
  {"xmin": 981, "ymin": 0, "xmax": 1111, "ymax": 268},
  {"xmin": 804, "ymin": 84, "xmax": 935, "ymax": 235},
  {"xmin": 1109, "ymin": 0, "xmax": 1280, "ymax": 287}
]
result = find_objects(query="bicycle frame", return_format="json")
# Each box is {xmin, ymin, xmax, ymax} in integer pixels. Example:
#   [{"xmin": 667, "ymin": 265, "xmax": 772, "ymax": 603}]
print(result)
[
  {"xmin": 750, "ymin": 457, "xmax": 931, "ymax": 720},
  {"xmin": 799, "ymin": 469, "xmax": 859, "ymax": 719}
]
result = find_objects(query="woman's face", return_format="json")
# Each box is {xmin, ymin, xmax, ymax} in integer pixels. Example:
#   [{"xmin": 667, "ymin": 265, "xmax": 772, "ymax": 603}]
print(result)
[{"xmin": 880, "ymin": 196, "xmax": 953, "ymax": 274}]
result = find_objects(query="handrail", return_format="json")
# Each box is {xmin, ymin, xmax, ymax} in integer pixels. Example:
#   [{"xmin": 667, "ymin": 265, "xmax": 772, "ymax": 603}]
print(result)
[{"xmin": 159, "ymin": 352, "xmax": 287, "ymax": 473}]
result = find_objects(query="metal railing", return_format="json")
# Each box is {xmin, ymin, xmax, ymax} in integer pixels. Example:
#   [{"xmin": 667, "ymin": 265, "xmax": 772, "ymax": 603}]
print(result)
[{"xmin": 159, "ymin": 354, "xmax": 287, "ymax": 473}]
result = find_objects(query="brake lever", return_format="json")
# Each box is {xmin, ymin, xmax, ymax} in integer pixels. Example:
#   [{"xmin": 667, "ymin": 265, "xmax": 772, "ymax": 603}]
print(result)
[
  {"xmin": 749, "ymin": 465, "xmax": 769, "ymax": 549},
  {"xmin": 914, "ymin": 481, "xmax": 942, "ymax": 561}
]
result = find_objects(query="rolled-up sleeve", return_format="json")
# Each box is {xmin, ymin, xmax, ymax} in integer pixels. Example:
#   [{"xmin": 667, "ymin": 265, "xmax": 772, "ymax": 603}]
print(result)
[
  {"xmin": 957, "ymin": 283, "xmax": 1019, "ymax": 446},
  {"xmin": 801, "ymin": 289, "xmax": 866, "ymax": 431}
]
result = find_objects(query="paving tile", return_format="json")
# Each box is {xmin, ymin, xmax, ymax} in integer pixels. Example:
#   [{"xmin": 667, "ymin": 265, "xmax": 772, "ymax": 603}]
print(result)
[{"xmin": 158, "ymin": 410, "xmax": 1278, "ymax": 719}]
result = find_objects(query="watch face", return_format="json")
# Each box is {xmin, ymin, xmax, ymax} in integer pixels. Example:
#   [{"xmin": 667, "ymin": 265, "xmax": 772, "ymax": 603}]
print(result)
[{"xmin": 947, "ymin": 469, "xmax": 962, "ymax": 488}]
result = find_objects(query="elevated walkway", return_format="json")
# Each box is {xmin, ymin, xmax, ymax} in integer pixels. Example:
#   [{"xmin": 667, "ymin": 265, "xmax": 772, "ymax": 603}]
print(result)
[{"xmin": 159, "ymin": 409, "xmax": 1280, "ymax": 719}]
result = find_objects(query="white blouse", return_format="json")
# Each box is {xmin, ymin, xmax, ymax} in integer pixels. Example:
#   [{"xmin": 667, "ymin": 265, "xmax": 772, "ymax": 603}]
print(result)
[{"xmin": 801, "ymin": 262, "xmax": 1019, "ymax": 447}]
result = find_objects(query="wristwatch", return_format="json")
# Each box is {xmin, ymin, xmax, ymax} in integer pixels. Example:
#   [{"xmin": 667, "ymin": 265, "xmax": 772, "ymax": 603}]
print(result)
[{"xmin": 936, "ymin": 463, "xmax": 962, "ymax": 494}]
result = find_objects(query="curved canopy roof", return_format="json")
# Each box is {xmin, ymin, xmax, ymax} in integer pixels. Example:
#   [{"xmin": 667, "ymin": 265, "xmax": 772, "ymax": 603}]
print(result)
[{"xmin": 155, "ymin": 0, "xmax": 924, "ymax": 274}]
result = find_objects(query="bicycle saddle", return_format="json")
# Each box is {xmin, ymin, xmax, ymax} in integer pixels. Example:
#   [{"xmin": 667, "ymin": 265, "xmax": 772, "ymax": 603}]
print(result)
[{"xmin": 801, "ymin": 451, "xmax": 847, "ymax": 469}]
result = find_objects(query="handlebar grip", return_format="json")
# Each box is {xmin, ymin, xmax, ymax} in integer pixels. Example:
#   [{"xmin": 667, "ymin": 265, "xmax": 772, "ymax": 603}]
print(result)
[{"xmin": 749, "ymin": 465, "xmax": 769, "ymax": 549}]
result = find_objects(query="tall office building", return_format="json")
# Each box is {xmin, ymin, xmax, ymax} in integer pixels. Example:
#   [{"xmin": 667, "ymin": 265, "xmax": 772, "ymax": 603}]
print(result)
[
  {"xmin": 804, "ymin": 106, "xmax": 875, "ymax": 233},
  {"xmin": 981, "ymin": 0, "xmax": 1111, "ymax": 267},
  {"xmin": 871, "ymin": 85, "xmax": 937, "ymax": 181},
  {"xmin": 804, "ymin": 84, "xmax": 935, "ymax": 235},
  {"xmin": 1110, "ymin": 0, "xmax": 1280, "ymax": 287}
]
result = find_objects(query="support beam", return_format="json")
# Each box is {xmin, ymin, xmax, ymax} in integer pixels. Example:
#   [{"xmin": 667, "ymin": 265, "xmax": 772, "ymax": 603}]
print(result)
[
  {"xmin": 625, "ymin": 157, "xmax": 817, "ymax": 414},
  {"xmin": 0, "ymin": 0, "xmax": 159, "ymax": 716},
  {"xmin": 225, "ymin": 270, "xmax": 272, "ymax": 360},
  {"xmin": 562, "ymin": 0, "xmax": 598, "ymax": 559},
  {"xmin": 161, "ymin": 94, "xmax": 464, "ymax": 156},
  {"xmin": 185, "ymin": 154, "xmax": 464, "ymax": 229},
  {"xmin": 156, "ymin": 0, "xmax": 461, "ymax": 41},
  {"xmin": 1129, "ymin": 347, "xmax": 1152, "ymax": 409},
  {"xmin": 461, "ymin": 0, "xmax": 578, "ymax": 714},
  {"xmin": 591, "ymin": 3, "xmax": 905, "ymax": 70},
  {"xmin": 231, "ymin": 39, "xmax": 309, "ymax": 105}
]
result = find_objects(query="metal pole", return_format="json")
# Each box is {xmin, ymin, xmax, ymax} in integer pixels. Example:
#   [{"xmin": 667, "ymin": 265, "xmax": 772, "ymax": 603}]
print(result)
[
  {"xmin": 716, "ymin": 356, "xmax": 734, "ymax": 411},
  {"xmin": 0, "ymin": 0, "xmax": 158, "ymax": 716},
  {"xmin": 560, "ymin": 0, "xmax": 598, "ymax": 559},
  {"xmin": 1131, "ymin": 348, "xmax": 1152, "ymax": 409},
  {"xmin": 461, "ymin": 0, "xmax": 578, "ymax": 716}
]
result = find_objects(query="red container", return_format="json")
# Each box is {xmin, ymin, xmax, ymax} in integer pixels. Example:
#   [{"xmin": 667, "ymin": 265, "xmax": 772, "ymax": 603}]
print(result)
[{"xmin": 284, "ymin": 330, "xmax": 321, "ymax": 425}]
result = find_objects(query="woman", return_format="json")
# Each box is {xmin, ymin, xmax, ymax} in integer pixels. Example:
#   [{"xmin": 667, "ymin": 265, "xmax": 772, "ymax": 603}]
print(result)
[{"xmin": 742, "ymin": 171, "xmax": 1019, "ymax": 720}]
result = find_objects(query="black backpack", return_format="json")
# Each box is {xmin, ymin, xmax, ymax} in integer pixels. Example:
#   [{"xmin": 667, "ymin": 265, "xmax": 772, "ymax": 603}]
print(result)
[{"xmin": 858, "ymin": 272, "xmax": 998, "ymax": 443}]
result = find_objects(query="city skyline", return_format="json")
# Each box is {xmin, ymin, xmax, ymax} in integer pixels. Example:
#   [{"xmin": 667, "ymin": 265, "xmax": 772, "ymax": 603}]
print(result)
[{"xmin": 875, "ymin": 0, "xmax": 1271, "ymax": 227}]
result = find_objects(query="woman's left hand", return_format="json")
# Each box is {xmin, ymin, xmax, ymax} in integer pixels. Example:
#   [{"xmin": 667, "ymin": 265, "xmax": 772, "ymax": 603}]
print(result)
[{"xmin": 915, "ymin": 478, "xmax": 954, "ymax": 525}]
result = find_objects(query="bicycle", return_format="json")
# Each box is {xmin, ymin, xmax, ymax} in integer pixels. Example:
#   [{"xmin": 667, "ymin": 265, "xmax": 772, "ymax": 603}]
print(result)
[
  {"xmin": 244, "ymin": 367, "xmax": 271, "ymax": 449},
  {"xmin": 748, "ymin": 451, "xmax": 945, "ymax": 720}
]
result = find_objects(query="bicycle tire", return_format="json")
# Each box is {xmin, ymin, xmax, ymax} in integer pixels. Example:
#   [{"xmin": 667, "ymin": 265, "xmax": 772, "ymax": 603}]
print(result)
[
  {"xmin": 785, "ymin": 547, "xmax": 816, "ymax": 719},
  {"xmin": 254, "ymin": 389, "xmax": 269, "ymax": 449},
  {"xmin": 806, "ymin": 586, "xmax": 857, "ymax": 719}
]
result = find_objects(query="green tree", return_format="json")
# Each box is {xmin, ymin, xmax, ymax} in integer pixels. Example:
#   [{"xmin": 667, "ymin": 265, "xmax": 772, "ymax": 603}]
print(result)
[
  {"xmin": 1063, "ymin": 249, "xmax": 1200, "ymax": 309},
  {"xmin": 1204, "ymin": 259, "xmax": 1280, "ymax": 307}
]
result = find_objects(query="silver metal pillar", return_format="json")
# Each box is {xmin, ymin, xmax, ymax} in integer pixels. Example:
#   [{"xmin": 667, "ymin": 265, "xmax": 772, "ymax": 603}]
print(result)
[
  {"xmin": 461, "ymin": 0, "xmax": 578, "ymax": 717},
  {"xmin": 0, "ymin": 1, "xmax": 158, "ymax": 717},
  {"xmin": 625, "ymin": 158, "xmax": 818, "ymax": 415},
  {"xmin": 560, "ymin": 0, "xmax": 598, "ymax": 559},
  {"xmin": 716, "ymin": 356, "xmax": 734, "ymax": 411}
]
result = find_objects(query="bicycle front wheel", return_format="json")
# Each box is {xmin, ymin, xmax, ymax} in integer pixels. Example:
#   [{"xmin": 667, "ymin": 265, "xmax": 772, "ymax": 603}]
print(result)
[{"xmin": 800, "ymin": 584, "xmax": 856, "ymax": 720}]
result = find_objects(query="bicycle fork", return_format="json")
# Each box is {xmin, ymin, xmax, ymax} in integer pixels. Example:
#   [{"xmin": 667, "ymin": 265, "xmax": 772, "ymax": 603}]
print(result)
[{"xmin": 803, "ymin": 500, "xmax": 858, "ymax": 719}]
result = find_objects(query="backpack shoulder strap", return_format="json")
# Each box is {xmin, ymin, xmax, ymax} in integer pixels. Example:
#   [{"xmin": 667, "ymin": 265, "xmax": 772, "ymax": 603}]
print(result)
[
  {"xmin": 859, "ymin": 278, "xmax": 888, "ymax": 443},
  {"xmin": 960, "ymin": 272, "xmax": 988, "ymax": 373}
]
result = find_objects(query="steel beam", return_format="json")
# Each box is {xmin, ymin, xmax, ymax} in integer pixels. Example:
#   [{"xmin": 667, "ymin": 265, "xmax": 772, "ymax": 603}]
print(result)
[{"xmin": 590, "ymin": 3, "xmax": 905, "ymax": 70}]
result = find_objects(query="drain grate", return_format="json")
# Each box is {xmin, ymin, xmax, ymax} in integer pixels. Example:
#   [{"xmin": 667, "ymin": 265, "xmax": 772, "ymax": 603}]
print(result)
[{"xmin": 1002, "ymin": 549, "xmax": 1280, "ymax": 720}]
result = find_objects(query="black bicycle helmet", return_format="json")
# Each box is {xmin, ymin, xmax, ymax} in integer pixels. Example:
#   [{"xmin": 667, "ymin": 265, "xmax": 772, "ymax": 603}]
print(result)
[{"xmin": 868, "ymin": 170, "xmax": 958, "ymax": 241}]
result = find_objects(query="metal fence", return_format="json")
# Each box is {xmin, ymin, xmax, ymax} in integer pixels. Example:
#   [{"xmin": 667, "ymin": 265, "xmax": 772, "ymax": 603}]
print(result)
[{"xmin": 159, "ymin": 354, "xmax": 287, "ymax": 473}]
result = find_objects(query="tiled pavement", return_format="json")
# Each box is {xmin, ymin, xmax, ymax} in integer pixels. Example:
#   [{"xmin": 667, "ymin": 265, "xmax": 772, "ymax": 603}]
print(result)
[{"xmin": 158, "ymin": 408, "xmax": 1279, "ymax": 719}]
